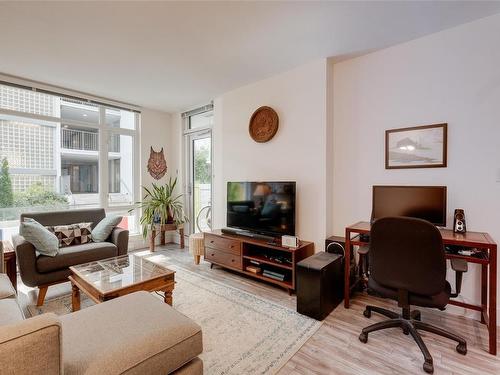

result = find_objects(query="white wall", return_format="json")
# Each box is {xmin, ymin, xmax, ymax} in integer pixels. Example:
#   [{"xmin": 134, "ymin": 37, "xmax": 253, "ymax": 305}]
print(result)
[
  {"xmin": 332, "ymin": 13, "xmax": 500, "ymax": 318},
  {"xmin": 140, "ymin": 108, "xmax": 176, "ymax": 188},
  {"xmin": 129, "ymin": 108, "xmax": 178, "ymax": 249},
  {"xmin": 212, "ymin": 59, "xmax": 329, "ymax": 250}
]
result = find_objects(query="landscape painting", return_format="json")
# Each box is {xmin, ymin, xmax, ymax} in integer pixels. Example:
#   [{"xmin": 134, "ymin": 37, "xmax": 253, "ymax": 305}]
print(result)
[{"xmin": 385, "ymin": 123, "xmax": 447, "ymax": 169}]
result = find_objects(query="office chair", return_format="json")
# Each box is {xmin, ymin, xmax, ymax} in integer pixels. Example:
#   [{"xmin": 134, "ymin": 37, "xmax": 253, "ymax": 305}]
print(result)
[{"xmin": 358, "ymin": 217, "xmax": 466, "ymax": 374}]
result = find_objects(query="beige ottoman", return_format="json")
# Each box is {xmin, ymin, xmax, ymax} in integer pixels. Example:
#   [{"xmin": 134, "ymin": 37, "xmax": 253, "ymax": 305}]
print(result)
[{"xmin": 189, "ymin": 233, "xmax": 205, "ymax": 265}]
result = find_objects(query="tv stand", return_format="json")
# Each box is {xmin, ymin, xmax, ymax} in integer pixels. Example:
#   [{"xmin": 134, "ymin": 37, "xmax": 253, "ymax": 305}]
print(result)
[{"xmin": 204, "ymin": 230, "xmax": 314, "ymax": 294}]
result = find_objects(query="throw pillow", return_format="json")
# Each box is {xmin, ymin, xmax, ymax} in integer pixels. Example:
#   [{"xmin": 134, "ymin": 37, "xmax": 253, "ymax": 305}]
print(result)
[
  {"xmin": 20, "ymin": 219, "xmax": 59, "ymax": 257},
  {"xmin": 92, "ymin": 215, "xmax": 123, "ymax": 242},
  {"xmin": 50, "ymin": 222, "xmax": 93, "ymax": 248}
]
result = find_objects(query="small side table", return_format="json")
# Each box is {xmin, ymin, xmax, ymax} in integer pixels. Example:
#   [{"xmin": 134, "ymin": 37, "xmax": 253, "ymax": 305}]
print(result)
[
  {"xmin": 150, "ymin": 224, "xmax": 185, "ymax": 251},
  {"xmin": 1, "ymin": 240, "xmax": 17, "ymax": 291},
  {"xmin": 189, "ymin": 233, "xmax": 205, "ymax": 265}
]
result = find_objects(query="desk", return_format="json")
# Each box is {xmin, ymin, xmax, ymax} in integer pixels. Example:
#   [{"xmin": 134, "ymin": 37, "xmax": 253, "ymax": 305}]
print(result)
[{"xmin": 344, "ymin": 221, "xmax": 497, "ymax": 355}]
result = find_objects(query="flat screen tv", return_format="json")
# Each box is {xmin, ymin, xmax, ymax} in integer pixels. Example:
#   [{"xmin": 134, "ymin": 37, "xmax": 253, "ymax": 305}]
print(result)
[
  {"xmin": 227, "ymin": 181, "xmax": 296, "ymax": 237},
  {"xmin": 371, "ymin": 185, "xmax": 447, "ymax": 226}
]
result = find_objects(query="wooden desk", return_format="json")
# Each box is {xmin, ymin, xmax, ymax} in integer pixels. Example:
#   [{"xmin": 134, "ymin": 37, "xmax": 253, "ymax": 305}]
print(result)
[{"xmin": 344, "ymin": 221, "xmax": 497, "ymax": 355}]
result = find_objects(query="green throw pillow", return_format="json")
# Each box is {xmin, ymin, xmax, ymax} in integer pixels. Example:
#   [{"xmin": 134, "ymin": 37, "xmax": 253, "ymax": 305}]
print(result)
[
  {"xmin": 92, "ymin": 215, "xmax": 123, "ymax": 242},
  {"xmin": 20, "ymin": 218, "xmax": 59, "ymax": 257}
]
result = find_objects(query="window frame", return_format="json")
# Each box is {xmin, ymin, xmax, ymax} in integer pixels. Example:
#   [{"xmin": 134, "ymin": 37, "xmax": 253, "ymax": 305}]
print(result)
[
  {"xmin": 182, "ymin": 105, "xmax": 213, "ymax": 235},
  {"xmin": 0, "ymin": 81, "xmax": 141, "ymax": 233}
]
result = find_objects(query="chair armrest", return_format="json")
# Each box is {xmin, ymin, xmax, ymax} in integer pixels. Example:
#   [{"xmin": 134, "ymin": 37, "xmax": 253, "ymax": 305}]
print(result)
[
  {"xmin": 0, "ymin": 313, "xmax": 63, "ymax": 374},
  {"xmin": 12, "ymin": 234, "xmax": 38, "ymax": 287},
  {"xmin": 110, "ymin": 228, "xmax": 129, "ymax": 256},
  {"xmin": 450, "ymin": 258, "xmax": 468, "ymax": 298}
]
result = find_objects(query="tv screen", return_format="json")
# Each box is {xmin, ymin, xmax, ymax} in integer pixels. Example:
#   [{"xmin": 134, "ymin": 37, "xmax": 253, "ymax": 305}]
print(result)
[
  {"xmin": 227, "ymin": 181, "xmax": 296, "ymax": 237},
  {"xmin": 372, "ymin": 185, "xmax": 447, "ymax": 226}
]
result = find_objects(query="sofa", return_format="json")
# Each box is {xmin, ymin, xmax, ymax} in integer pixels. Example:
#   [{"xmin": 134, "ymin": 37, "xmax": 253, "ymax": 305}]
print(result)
[
  {"xmin": 12, "ymin": 208, "xmax": 129, "ymax": 306},
  {"xmin": 0, "ymin": 273, "xmax": 203, "ymax": 374}
]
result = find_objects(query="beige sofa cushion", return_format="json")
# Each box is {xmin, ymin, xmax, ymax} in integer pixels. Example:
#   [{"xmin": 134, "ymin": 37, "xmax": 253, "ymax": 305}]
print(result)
[
  {"xmin": 36, "ymin": 242, "xmax": 118, "ymax": 273},
  {"xmin": 0, "ymin": 313, "xmax": 62, "ymax": 375},
  {"xmin": 0, "ymin": 299, "xmax": 24, "ymax": 326},
  {"xmin": 0, "ymin": 274, "xmax": 16, "ymax": 299},
  {"xmin": 60, "ymin": 291, "xmax": 203, "ymax": 375}
]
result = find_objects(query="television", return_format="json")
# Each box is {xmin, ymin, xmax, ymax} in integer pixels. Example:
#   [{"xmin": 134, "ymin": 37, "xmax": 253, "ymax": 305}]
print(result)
[
  {"xmin": 371, "ymin": 185, "xmax": 447, "ymax": 226},
  {"xmin": 227, "ymin": 181, "xmax": 296, "ymax": 237}
]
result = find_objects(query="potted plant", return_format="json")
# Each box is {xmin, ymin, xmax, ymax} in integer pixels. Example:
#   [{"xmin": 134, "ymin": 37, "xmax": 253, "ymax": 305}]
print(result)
[{"xmin": 131, "ymin": 177, "xmax": 188, "ymax": 250}]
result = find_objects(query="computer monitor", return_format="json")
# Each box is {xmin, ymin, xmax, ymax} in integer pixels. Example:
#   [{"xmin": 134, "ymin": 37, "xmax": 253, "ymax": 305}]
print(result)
[{"xmin": 371, "ymin": 185, "xmax": 447, "ymax": 226}]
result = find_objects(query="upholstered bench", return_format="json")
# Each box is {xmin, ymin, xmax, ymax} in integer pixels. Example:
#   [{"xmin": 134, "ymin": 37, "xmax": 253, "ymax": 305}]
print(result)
[
  {"xmin": 60, "ymin": 291, "xmax": 203, "ymax": 374},
  {"xmin": 0, "ymin": 285, "xmax": 203, "ymax": 374}
]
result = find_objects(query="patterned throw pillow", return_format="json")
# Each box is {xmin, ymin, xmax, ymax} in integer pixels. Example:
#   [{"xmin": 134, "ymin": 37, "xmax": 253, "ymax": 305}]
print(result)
[{"xmin": 49, "ymin": 222, "xmax": 93, "ymax": 248}]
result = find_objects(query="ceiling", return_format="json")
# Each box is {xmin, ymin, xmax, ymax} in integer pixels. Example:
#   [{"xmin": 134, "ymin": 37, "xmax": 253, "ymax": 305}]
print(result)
[{"xmin": 1, "ymin": 1, "xmax": 499, "ymax": 112}]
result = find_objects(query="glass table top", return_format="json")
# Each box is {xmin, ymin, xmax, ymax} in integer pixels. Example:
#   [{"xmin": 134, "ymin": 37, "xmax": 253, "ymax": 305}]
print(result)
[{"xmin": 70, "ymin": 250, "xmax": 175, "ymax": 294}]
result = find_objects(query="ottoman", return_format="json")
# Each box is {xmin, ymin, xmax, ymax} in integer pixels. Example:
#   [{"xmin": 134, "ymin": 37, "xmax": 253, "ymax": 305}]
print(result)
[{"xmin": 189, "ymin": 233, "xmax": 205, "ymax": 265}]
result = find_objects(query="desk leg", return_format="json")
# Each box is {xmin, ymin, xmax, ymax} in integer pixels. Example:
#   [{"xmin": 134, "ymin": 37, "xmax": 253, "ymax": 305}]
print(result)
[
  {"xmin": 344, "ymin": 229, "xmax": 351, "ymax": 308},
  {"xmin": 481, "ymin": 263, "xmax": 487, "ymax": 324},
  {"xmin": 488, "ymin": 246, "xmax": 497, "ymax": 355}
]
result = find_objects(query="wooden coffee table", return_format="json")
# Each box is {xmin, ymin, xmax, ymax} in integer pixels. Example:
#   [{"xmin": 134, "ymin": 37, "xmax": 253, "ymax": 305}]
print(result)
[{"xmin": 68, "ymin": 250, "xmax": 175, "ymax": 312}]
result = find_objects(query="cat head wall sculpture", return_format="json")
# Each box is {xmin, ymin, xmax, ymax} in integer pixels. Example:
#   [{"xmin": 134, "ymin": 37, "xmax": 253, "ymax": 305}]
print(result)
[{"xmin": 147, "ymin": 147, "xmax": 167, "ymax": 180}]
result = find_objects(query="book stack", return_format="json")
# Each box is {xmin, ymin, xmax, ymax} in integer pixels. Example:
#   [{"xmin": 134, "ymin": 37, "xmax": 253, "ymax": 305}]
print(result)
[
  {"xmin": 246, "ymin": 265, "xmax": 261, "ymax": 274},
  {"xmin": 262, "ymin": 269, "xmax": 286, "ymax": 281}
]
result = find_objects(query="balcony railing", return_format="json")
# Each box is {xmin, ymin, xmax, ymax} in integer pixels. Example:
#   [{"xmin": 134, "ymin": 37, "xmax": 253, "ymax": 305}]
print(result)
[
  {"xmin": 61, "ymin": 128, "xmax": 120, "ymax": 152},
  {"xmin": 61, "ymin": 128, "xmax": 98, "ymax": 151}
]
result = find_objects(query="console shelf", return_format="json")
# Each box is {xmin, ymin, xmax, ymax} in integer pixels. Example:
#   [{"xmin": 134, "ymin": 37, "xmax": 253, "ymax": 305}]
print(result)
[
  {"xmin": 204, "ymin": 230, "xmax": 314, "ymax": 294},
  {"xmin": 242, "ymin": 255, "xmax": 294, "ymax": 270}
]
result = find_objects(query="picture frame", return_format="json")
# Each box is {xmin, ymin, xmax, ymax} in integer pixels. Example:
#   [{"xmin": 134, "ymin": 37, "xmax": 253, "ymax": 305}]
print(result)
[{"xmin": 385, "ymin": 123, "xmax": 447, "ymax": 169}]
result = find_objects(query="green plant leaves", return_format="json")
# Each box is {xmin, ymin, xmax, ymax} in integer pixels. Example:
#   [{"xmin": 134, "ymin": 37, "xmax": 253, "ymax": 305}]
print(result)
[{"xmin": 129, "ymin": 177, "xmax": 189, "ymax": 239}]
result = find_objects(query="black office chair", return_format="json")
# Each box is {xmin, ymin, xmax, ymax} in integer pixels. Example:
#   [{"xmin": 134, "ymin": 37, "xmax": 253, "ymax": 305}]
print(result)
[{"xmin": 358, "ymin": 217, "xmax": 466, "ymax": 374}]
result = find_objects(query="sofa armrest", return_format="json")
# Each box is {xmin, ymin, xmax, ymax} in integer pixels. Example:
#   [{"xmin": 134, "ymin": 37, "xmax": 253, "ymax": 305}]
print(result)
[
  {"xmin": 12, "ymin": 234, "xmax": 38, "ymax": 287},
  {"xmin": 110, "ymin": 227, "xmax": 129, "ymax": 256},
  {"xmin": 0, "ymin": 313, "xmax": 63, "ymax": 374}
]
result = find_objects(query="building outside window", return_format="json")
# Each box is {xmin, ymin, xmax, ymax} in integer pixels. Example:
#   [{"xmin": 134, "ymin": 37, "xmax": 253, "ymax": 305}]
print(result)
[{"xmin": 0, "ymin": 83, "xmax": 139, "ymax": 240}]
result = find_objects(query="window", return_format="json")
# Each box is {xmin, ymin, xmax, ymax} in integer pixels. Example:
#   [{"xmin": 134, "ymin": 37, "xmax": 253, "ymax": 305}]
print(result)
[
  {"xmin": 0, "ymin": 82, "xmax": 140, "ymax": 240},
  {"xmin": 189, "ymin": 111, "xmax": 213, "ymax": 130}
]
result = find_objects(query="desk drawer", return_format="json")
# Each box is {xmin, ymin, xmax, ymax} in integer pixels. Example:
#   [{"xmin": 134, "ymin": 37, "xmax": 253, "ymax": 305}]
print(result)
[
  {"xmin": 205, "ymin": 248, "xmax": 242, "ymax": 270},
  {"xmin": 204, "ymin": 234, "xmax": 241, "ymax": 255}
]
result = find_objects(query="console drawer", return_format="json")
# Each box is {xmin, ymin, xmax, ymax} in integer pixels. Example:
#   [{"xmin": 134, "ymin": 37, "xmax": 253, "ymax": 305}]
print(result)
[
  {"xmin": 204, "ymin": 234, "xmax": 241, "ymax": 255},
  {"xmin": 205, "ymin": 248, "xmax": 242, "ymax": 270}
]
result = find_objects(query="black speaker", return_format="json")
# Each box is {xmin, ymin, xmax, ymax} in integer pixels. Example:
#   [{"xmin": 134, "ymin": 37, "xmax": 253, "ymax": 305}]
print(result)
[
  {"xmin": 297, "ymin": 252, "xmax": 344, "ymax": 320},
  {"xmin": 453, "ymin": 209, "xmax": 466, "ymax": 234},
  {"xmin": 325, "ymin": 235, "xmax": 356, "ymax": 285},
  {"xmin": 325, "ymin": 235, "xmax": 346, "ymax": 255}
]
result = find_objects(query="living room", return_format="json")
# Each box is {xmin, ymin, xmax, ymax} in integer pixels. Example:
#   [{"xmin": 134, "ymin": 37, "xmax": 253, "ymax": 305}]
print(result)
[{"xmin": 0, "ymin": 2, "xmax": 499, "ymax": 375}]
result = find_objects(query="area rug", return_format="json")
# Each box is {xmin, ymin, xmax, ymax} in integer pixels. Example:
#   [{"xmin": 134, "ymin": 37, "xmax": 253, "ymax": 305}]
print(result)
[{"xmin": 27, "ymin": 264, "xmax": 322, "ymax": 374}]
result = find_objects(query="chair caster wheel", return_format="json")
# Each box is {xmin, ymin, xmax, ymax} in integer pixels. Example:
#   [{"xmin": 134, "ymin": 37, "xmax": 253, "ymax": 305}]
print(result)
[
  {"xmin": 402, "ymin": 327, "xmax": 410, "ymax": 335},
  {"xmin": 423, "ymin": 361, "xmax": 434, "ymax": 374},
  {"xmin": 411, "ymin": 310, "xmax": 421, "ymax": 321},
  {"xmin": 359, "ymin": 332, "xmax": 368, "ymax": 343},
  {"xmin": 363, "ymin": 309, "xmax": 371, "ymax": 318},
  {"xmin": 456, "ymin": 343, "xmax": 467, "ymax": 355}
]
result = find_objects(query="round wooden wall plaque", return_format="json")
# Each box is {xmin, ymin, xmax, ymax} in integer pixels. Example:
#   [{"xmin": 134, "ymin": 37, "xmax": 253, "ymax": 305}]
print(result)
[{"xmin": 249, "ymin": 106, "xmax": 279, "ymax": 143}]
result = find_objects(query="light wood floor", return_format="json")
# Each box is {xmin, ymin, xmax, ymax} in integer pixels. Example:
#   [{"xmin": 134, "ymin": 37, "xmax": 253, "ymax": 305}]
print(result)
[{"xmin": 17, "ymin": 244, "xmax": 500, "ymax": 375}]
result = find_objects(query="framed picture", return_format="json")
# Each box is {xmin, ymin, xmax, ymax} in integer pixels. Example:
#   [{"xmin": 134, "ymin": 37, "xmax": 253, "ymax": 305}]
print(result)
[{"xmin": 385, "ymin": 123, "xmax": 447, "ymax": 169}]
